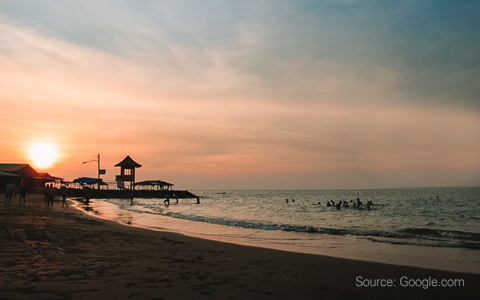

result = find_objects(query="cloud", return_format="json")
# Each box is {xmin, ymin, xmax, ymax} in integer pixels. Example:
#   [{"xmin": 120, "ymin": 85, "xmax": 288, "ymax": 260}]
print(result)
[{"xmin": 0, "ymin": 1, "xmax": 479, "ymax": 188}]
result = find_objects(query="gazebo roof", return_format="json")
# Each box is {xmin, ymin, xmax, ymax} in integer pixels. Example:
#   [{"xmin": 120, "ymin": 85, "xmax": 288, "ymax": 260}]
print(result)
[
  {"xmin": 134, "ymin": 180, "xmax": 173, "ymax": 187},
  {"xmin": 115, "ymin": 155, "xmax": 142, "ymax": 168},
  {"xmin": 73, "ymin": 177, "xmax": 108, "ymax": 185}
]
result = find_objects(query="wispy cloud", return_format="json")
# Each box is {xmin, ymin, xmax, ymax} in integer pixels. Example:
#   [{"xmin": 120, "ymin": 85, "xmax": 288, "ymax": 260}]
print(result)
[{"xmin": 0, "ymin": 1, "xmax": 479, "ymax": 188}]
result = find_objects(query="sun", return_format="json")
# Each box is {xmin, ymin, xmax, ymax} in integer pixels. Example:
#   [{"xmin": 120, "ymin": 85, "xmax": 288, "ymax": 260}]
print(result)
[{"xmin": 30, "ymin": 142, "xmax": 58, "ymax": 169}]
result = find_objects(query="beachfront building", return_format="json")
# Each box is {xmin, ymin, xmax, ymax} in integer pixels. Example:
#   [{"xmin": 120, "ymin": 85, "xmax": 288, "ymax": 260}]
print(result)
[
  {"xmin": 115, "ymin": 155, "xmax": 142, "ymax": 190},
  {"xmin": 0, "ymin": 163, "xmax": 61, "ymax": 192}
]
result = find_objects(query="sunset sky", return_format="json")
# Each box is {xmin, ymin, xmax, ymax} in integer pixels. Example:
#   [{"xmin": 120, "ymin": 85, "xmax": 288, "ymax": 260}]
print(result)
[{"xmin": 1, "ymin": 1, "xmax": 479, "ymax": 189}]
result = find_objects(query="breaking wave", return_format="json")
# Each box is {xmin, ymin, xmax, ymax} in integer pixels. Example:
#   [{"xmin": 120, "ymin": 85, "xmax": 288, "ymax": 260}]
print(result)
[{"xmin": 162, "ymin": 211, "xmax": 480, "ymax": 250}]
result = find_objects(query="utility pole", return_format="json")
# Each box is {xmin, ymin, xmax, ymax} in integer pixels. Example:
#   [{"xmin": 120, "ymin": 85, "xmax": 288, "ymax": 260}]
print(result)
[
  {"xmin": 97, "ymin": 153, "xmax": 100, "ymax": 190},
  {"xmin": 83, "ymin": 154, "xmax": 105, "ymax": 190}
]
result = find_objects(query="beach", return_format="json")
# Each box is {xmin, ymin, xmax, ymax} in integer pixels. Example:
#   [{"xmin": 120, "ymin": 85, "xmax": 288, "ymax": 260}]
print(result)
[{"xmin": 1, "ymin": 194, "xmax": 479, "ymax": 299}]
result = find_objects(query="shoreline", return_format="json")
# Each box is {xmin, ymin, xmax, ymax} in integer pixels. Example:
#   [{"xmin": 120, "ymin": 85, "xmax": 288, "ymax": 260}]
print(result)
[
  {"xmin": 77, "ymin": 197, "xmax": 480, "ymax": 275},
  {"xmin": 1, "ymin": 194, "xmax": 479, "ymax": 299}
]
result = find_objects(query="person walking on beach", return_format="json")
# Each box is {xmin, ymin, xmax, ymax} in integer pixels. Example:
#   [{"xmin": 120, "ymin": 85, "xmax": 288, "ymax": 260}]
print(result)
[
  {"xmin": 5, "ymin": 182, "xmax": 14, "ymax": 204},
  {"xmin": 19, "ymin": 181, "xmax": 27, "ymax": 205},
  {"xmin": 44, "ymin": 185, "xmax": 49, "ymax": 207},
  {"xmin": 46, "ymin": 184, "xmax": 55, "ymax": 208},
  {"xmin": 61, "ymin": 185, "xmax": 68, "ymax": 207}
]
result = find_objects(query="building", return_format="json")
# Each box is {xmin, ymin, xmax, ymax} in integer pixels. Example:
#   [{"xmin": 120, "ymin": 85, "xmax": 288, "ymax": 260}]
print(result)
[
  {"xmin": 115, "ymin": 155, "xmax": 142, "ymax": 190},
  {"xmin": 0, "ymin": 164, "xmax": 61, "ymax": 192}
]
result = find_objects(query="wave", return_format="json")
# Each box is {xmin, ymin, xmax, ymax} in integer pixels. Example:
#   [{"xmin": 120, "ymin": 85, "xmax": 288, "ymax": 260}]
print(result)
[
  {"xmin": 102, "ymin": 195, "xmax": 480, "ymax": 250},
  {"xmin": 161, "ymin": 211, "xmax": 480, "ymax": 249},
  {"xmin": 398, "ymin": 228, "xmax": 480, "ymax": 242}
]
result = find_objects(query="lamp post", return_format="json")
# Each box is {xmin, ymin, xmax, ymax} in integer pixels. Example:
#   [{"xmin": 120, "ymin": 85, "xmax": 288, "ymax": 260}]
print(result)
[{"xmin": 82, "ymin": 154, "xmax": 105, "ymax": 189}]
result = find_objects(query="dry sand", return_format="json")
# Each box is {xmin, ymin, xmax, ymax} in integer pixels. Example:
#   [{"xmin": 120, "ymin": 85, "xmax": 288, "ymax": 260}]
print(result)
[{"xmin": 1, "ymin": 194, "xmax": 478, "ymax": 300}]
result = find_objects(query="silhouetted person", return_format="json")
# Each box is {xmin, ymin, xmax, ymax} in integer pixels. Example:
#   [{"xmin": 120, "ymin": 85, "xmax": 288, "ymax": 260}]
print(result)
[
  {"xmin": 196, "ymin": 197, "xmax": 200, "ymax": 204},
  {"xmin": 44, "ymin": 185, "xmax": 49, "ymax": 207},
  {"xmin": 286, "ymin": 199, "xmax": 289, "ymax": 203},
  {"xmin": 84, "ymin": 188, "xmax": 91, "ymax": 208},
  {"xmin": 129, "ymin": 191, "xmax": 135, "ymax": 205},
  {"xmin": 61, "ymin": 185, "xmax": 68, "ymax": 207},
  {"xmin": 356, "ymin": 198, "xmax": 362, "ymax": 208},
  {"xmin": 335, "ymin": 202, "xmax": 341, "ymax": 210},
  {"xmin": 326, "ymin": 201, "xmax": 331, "ymax": 207},
  {"xmin": 164, "ymin": 197, "xmax": 170, "ymax": 206},
  {"xmin": 48, "ymin": 184, "xmax": 55, "ymax": 207},
  {"xmin": 19, "ymin": 182, "xmax": 27, "ymax": 205},
  {"xmin": 5, "ymin": 182, "xmax": 14, "ymax": 204}
]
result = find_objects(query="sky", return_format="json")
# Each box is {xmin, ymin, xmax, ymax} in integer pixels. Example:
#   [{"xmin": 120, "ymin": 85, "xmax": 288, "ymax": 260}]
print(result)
[{"xmin": 1, "ymin": 0, "xmax": 479, "ymax": 190}]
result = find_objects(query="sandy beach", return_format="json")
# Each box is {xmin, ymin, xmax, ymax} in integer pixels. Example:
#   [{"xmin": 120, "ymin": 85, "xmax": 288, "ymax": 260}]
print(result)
[{"xmin": 1, "ymin": 194, "xmax": 478, "ymax": 300}]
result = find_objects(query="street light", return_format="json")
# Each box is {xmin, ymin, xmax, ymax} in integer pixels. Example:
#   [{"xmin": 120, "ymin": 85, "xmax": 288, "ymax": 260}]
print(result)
[{"xmin": 82, "ymin": 154, "xmax": 105, "ymax": 189}]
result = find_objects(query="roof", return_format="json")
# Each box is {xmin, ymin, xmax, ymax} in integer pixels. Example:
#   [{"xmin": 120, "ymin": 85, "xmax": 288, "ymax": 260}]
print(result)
[
  {"xmin": 73, "ymin": 177, "xmax": 108, "ymax": 185},
  {"xmin": 0, "ymin": 164, "xmax": 62, "ymax": 181},
  {"xmin": 134, "ymin": 180, "xmax": 173, "ymax": 187},
  {"xmin": 0, "ymin": 163, "xmax": 30, "ymax": 172},
  {"xmin": 0, "ymin": 164, "xmax": 39, "ymax": 177},
  {"xmin": 0, "ymin": 171, "xmax": 20, "ymax": 177},
  {"xmin": 115, "ymin": 155, "xmax": 142, "ymax": 168},
  {"xmin": 36, "ymin": 173, "xmax": 63, "ymax": 181}
]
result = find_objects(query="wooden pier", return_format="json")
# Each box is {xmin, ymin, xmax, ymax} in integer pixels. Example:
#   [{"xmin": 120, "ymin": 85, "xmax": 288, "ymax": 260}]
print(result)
[{"xmin": 66, "ymin": 188, "xmax": 199, "ymax": 202}]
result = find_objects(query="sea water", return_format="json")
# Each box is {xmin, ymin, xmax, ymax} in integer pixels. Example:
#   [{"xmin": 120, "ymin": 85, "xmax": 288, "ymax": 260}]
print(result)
[{"xmin": 76, "ymin": 187, "xmax": 480, "ymax": 273}]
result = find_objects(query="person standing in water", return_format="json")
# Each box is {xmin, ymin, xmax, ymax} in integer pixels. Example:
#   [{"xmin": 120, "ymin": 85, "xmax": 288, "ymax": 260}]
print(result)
[{"xmin": 356, "ymin": 198, "xmax": 363, "ymax": 208}]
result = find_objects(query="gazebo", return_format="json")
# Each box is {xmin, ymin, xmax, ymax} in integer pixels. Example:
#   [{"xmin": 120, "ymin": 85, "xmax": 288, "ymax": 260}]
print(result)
[
  {"xmin": 115, "ymin": 155, "xmax": 142, "ymax": 190},
  {"xmin": 72, "ymin": 177, "xmax": 109, "ymax": 189},
  {"xmin": 134, "ymin": 180, "xmax": 173, "ymax": 191}
]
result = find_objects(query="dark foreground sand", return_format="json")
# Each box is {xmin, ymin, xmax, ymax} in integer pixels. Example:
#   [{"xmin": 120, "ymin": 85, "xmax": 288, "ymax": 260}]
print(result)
[{"xmin": 1, "ymin": 194, "xmax": 478, "ymax": 300}]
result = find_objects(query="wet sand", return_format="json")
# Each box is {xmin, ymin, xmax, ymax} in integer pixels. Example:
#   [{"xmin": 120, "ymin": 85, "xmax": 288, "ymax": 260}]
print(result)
[{"xmin": 1, "ymin": 194, "xmax": 478, "ymax": 299}]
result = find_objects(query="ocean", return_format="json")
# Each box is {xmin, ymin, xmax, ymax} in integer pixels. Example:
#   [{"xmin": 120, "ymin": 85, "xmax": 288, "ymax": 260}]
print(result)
[{"xmin": 75, "ymin": 187, "xmax": 480, "ymax": 273}]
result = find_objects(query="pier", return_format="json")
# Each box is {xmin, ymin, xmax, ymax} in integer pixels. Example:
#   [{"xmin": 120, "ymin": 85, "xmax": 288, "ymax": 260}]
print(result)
[{"xmin": 67, "ymin": 188, "xmax": 199, "ymax": 201}]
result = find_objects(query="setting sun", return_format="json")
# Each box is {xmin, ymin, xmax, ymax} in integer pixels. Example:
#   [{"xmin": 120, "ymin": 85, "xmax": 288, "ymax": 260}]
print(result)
[{"xmin": 29, "ymin": 142, "xmax": 58, "ymax": 169}]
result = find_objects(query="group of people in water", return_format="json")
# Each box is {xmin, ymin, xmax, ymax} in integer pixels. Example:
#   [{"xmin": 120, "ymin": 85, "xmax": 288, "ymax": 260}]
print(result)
[
  {"xmin": 285, "ymin": 197, "xmax": 374, "ymax": 210},
  {"xmin": 324, "ymin": 198, "xmax": 373, "ymax": 210}
]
